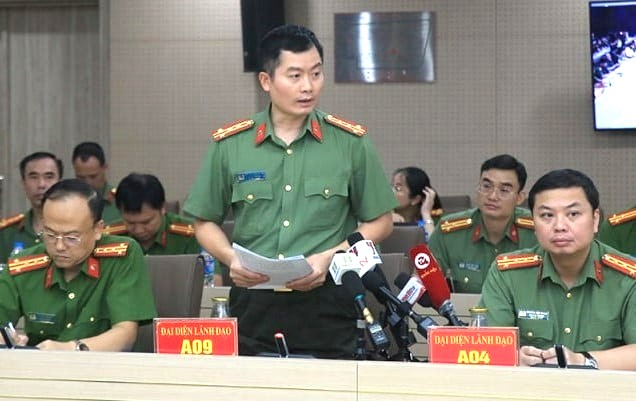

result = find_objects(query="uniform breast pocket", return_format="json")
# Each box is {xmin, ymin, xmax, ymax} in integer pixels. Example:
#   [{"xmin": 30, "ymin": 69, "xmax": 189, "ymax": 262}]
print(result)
[
  {"xmin": 231, "ymin": 181, "xmax": 274, "ymax": 237},
  {"xmin": 304, "ymin": 177, "xmax": 349, "ymax": 230},
  {"xmin": 517, "ymin": 318, "xmax": 555, "ymax": 349},
  {"xmin": 580, "ymin": 320, "xmax": 623, "ymax": 350}
]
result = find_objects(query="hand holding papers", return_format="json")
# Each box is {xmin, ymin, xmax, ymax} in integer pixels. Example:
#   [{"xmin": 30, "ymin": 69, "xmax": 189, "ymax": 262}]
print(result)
[{"xmin": 232, "ymin": 243, "xmax": 312, "ymax": 289}]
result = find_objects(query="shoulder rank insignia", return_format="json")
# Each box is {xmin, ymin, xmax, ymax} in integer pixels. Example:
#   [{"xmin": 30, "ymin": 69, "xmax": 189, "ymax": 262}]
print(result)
[
  {"xmin": 0, "ymin": 213, "xmax": 25, "ymax": 230},
  {"xmin": 515, "ymin": 217, "xmax": 535, "ymax": 230},
  {"xmin": 431, "ymin": 208, "xmax": 444, "ymax": 217},
  {"xmin": 440, "ymin": 217, "xmax": 473, "ymax": 233},
  {"xmin": 601, "ymin": 253, "xmax": 636, "ymax": 278},
  {"xmin": 93, "ymin": 242, "xmax": 129, "ymax": 258},
  {"xmin": 212, "ymin": 119, "xmax": 255, "ymax": 142},
  {"xmin": 103, "ymin": 222, "xmax": 127, "ymax": 235},
  {"xmin": 608, "ymin": 207, "xmax": 636, "ymax": 227},
  {"xmin": 324, "ymin": 114, "xmax": 367, "ymax": 136},
  {"xmin": 496, "ymin": 253, "xmax": 542, "ymax": 271},
  {"xmin": 8, "ymin": 254, "xmax": 50, "ymax": 276},
  {"xmin": 168, "ymin": 222, "xmax": 195, "ymax": 237}
]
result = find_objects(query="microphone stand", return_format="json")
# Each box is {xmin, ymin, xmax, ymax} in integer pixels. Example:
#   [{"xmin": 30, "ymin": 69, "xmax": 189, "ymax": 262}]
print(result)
[
  {"xmin": 384, "ymin": 303, "xmax": 418, "ymax": 362},
  {"xmin": 354, "ymin": 319, "xmax": 368, "ymax": 360}
]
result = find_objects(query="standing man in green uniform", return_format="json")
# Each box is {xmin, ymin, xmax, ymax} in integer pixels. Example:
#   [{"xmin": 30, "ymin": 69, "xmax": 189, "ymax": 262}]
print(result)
[
  {"xmin": 0, "ymin": 179, "xmax": 157, "ymax": 351},
  {"xmin": 428, "ymin": 154, "xmax": 537, "ymax": 293},
  {"xmin": 72, "ymin": 142, "xmax": 122, "ymax": 228},
  {"xmin": 481, "ymin": 169, "xmax": 636, "ymax": 370},
  {"xmin": 598, "ymin": 204, "xmax": 636, "ymax": 257},
  {"xmin": 0, "ymin": 152, "xmax": 63, "ymax": 263},
  {"xmin": 183, "ymin": 25, "xmax": 396, "ymax": 358}
]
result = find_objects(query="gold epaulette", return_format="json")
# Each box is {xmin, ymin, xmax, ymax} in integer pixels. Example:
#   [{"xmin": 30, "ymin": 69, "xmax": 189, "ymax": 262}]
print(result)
[
  {"xmin": 496, "ymin": 253, "xmax": 542, "ymax": 271},
  {"xmin": 0, "ymin": 213, "xmax": 25, "ymax": 230},
  {"xmin": 93, "ymin": 242, "xmax": 129, "ymax": 257},
  {"xmin": 431, "ymin": 208, "xmax": 444, "ymax": 217},
  {"xmin": 515, "ymin": 217, "xmax": 535, "ymax": 230},
  {"xmin": 8, "ymin": 254, "xmax": 50, "ymax": 276},
  {"xmin": 211, "ymin": 119, "xmax": 255, "ymax": 142},
  {"xmin": 324, "ymin": 114, "xmax": 367, "ymax": 136},
  {"xmin": 103, "ymin": 222, "xmax": 127, "ymax": 235},
  {"xmin": 608, "ymin": 208, "xmax": 636, "ymax": 227},
  {"xmin": 440, "ymin": 217, "xmax": 472, "ymax": 233},
  {"xmin": 168, "ymin": 222, "xmax": 195, "ymax": 237},
  {"xmin": 601, "ymin": 253, "xmax": 636, "ymax": 278}
]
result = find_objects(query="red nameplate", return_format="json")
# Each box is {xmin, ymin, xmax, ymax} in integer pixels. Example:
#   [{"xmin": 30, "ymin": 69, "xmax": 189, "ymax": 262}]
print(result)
[
  {"xmin": 154, "ymin": 318, "xmax": 238, "ymax": 355},
  {"xmin": 428, "ymin": 326, "xmax": 519, "ymax": 366}
]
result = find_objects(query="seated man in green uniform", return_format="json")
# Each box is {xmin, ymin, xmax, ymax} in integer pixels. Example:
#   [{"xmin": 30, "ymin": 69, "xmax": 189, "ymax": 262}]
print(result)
[
  {"xmin": 184, "ymin": 24, "xmax": 396, "ymax": 358},
  {"xmin": 72, "ymin": 142, "xmax": 122, "ymax": 228},
  {"xmin": 0, "ymin": 151, "xmax": 63, "ymax": 264},
  {"xmin": 481, "ymin": 169, "xmax": 636, "ymax": 370},
  {"xmin": 598, "ymin": 203, "xmax": 635, "ymax": 257},
  {"xmin": 428, "ymin": 154, "xmax": 537, "ymax": 293},
  {"xmin": 0, "ymin": 179, "xmax": 157, "ymax": 351}
]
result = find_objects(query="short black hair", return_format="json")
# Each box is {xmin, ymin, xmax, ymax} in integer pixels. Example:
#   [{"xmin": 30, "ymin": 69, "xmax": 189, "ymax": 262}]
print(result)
[
  {"xmin": 19, "ymin": 151, "xmax": 63, "ymax": 179},
  {"xmin": 528, "ymin": 169, "xmax": 599, "ymax": 212},
  {"xmin": 258, "ymin": 24, "xmax": 323, "ymax": 76},
  {"xmin": 72, "ymin": 142, "xmax": 106, "ymax": 166},
  {"xmin": 43, "ymin": 178, "xmax": 103, "ymax": 223},
  {"xmin": 116, "ymin": 173, "xmax": 166, "ymax": 213},
  {"xmin": 393, "ymin": 167, "xmax": 443, "ymax": 210},
  {"xmin": 480, "ymin": 154, "xmax": 528, "ymax": 190}
]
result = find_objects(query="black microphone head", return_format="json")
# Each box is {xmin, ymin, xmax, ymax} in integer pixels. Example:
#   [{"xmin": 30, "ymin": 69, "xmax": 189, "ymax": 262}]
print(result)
[
  {"xmin": 346, "ymin": 232, "xmax": 364, "ymax": 247},
  {"xmin": 361, "ymin": 269, "xmax": 387, "ymax": 302},
  {"xmin": 341, "ymin": 270, "xmax": 365, "ymax": 298}
]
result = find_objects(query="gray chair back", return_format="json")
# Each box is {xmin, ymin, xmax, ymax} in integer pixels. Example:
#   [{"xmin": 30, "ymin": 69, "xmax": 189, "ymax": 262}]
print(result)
[{"xmin": 378, "ymin": 225, "xmax": 424, "ymax": 255}]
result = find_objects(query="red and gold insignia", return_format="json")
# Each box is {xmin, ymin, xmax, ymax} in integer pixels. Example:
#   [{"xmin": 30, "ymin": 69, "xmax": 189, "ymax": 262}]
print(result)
[
  {"xmin": 324, "ymin": 114, "xmax": 367, "ymax": 136},
  {"xmin": 601, "ymin": 253, "xmax": 636, "ymax": 278},
  {"xmin": 496, "ymin": 253, "xmax": 542, "ymax": 271},
  {"xmin": 515, "ymin": 217, "xmax": 535, "ymax": 230},
  {"xmin": 431, "ymin": 208, "xmax": 444, "ymax": 217},
  {"xmin": 93, "ymin": 242, "xmax": 129, "ymax": 257},
  {"xmin": 0, "ymin": 213, "xmax": 25, "ymax": 230},
  {"xmin": 472, "ymin": 225, "xmax": 481, "ymax": 242},
  {"xmin": 254, "ymin": 122, "xmax": 267, "ymax": 145},
  {"xmin": 103, "ymin": 222, "xmax": 127, "ymax": 235},
  {"xmin": 509, "ymin": 225, "xmax": 519, "ymax": 243},
  {"xmin": 608, "ymin": 208, "xmax": 636, "ymax": 227},
  {"xmin": 8, "ymin": 254, "xmax": 50, "ymax": 276},
  {"xmin": 440, "ymin": 217, "xmax": 473, "ymax": 233},
  {"xmin": 311, "ymin": 119, "xmax": 322, "ymax": 141},
  {"xmin": 168, "ymin": 222, "xmax": 195, "ymax": 237},
  {"xmin": 87, "ymin": 257, "xmax": 101, "ymax": 279},
  {"xmin": 594, "ymin": 260, "xmax": 604, "ymax": 283},
  {"xmin": 212, "ymin": 119, "xmax": 254, "ymax": 142}
]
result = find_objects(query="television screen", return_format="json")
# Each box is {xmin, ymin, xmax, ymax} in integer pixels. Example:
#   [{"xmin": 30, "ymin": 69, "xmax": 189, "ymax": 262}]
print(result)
[{"xmin": 589, "ymin": 1, "xmax": 636, "ymax": 130}]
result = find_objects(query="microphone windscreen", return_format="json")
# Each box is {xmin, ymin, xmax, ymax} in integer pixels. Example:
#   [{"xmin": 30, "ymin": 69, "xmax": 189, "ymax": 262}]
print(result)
[
  {"xmin": 341, "ymin": 270, "xmax": 365, "ymax": 297},
  {"xmin": 409, "ymin": 244, "xmax": 451, "ymax": 310},
  {"xmin": 361, "ymin": 269, "xmax": 387, "ymax": 302},
  {"xmin": 346, "ymin": 232, "xmax": 364, "ymax": 247}
]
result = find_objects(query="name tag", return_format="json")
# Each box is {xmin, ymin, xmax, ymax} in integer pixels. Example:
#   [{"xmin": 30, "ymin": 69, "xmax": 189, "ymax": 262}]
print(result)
[
  {"xmin": 428, "ymin": 326, "xmax": 519, "ymax": 366},
  {"xmin": 517, "ymin": 309, "xmax": 550, "ymax": 320},
  {"xmin": 154, "ymin": 318, "xmax": 238, "ymax": 355},
  {"xmin": 27, "ymin": 312, "xmax": 56, "ymax": 324},
  {"xmin": 458, "ymin": 262, "xmax": 481, "ymax": 272},
  {"xmin": 234, "ymin": 170, "xmax": 266, "ymax": 183}
]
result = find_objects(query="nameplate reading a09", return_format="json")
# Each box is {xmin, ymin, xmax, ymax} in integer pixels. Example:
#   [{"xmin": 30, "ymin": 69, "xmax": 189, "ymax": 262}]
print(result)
[
  {"xmin": 428, "ymin": 327, "xmax": 519, "ymax": 366},
  {"xmin": 154, "ymin": 318, "xmax": 238, "ymax": 355}
]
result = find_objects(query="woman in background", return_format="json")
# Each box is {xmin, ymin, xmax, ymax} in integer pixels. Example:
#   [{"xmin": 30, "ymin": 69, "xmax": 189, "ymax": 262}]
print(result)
[{"xmin": 391, "ymin": 166, "xmax": 444, "ymax": 241}]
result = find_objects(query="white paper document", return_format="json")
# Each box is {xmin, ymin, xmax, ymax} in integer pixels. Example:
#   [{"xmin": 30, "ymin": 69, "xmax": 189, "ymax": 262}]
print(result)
[{"xmin": 232, "ymin": 243, "xmax": 313, "ymax": 289}]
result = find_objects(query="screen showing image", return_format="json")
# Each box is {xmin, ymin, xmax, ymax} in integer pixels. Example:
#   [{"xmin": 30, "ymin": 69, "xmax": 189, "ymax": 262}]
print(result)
[{"xmin": 590, "ymin": 1, "xmax": 636, "ymax": 130}]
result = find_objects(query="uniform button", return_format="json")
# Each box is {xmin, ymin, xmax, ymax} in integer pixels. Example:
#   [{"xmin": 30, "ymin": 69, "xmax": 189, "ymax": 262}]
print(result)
[
  {"xmin": 463, "ymin": 277, "xmax": 469, "ymax": 284},
  {"xmin": 286, "ymin": 148, "xmax": 293, "ymax": 155},
  {"xmin": 90, "ymin": 316, "xmax": 95, "ymax": 322},
  {"xmin": 566, "ymin": 292, "xmax": 572, "ymax": 299},
  {"xmin": 284, "ymin": 184, "xmax": 292, "ymax": 192},
  {"xmin": 246, "ymin": 194, "xmax": 254, "ymax": 201},
  {"xmin": 35, "ymin": 239, "xmax": 41, "ymax": 243},
  {"xmin": 68, "ymin": 293, "xmax": 75, "ymax": 300},
  {"xmin": 323, "ymin": 188, "xmax": 330, "ymax": 196},
  {"xmin": 596, "ymin": 336, "xmax": 602, "ymax": 342},
  {"xmin": 283, "ymin": 220, "xmax": 290, "ymax": 227},
  {"xmin": 278, "ymin": 254, "xmax": 285, "ymax": 260},
  {"xmin": 66, "ymin": 323, "xmax": 73, "ymax": 329},
  {"xmin": 527, "ymin": 331, "xmax": 534, "ymax": 337},
  {"xmin": 39, "ymin": 330, "xmax": 44, "ymax": 335},
  {"xmin": 564, "ymin": 327, "xmax": 571, "ymax": 334}
]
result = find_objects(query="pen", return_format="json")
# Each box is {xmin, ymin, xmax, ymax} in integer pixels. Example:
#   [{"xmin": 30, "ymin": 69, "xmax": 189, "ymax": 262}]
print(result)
[{"xmin": 6, "ymin": 322, "xmax": 16, "ymax": 337}]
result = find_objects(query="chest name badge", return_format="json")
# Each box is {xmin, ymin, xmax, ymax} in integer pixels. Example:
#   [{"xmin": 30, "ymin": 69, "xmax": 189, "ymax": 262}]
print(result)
[
  {"xmin": 234, "ymin": 170, "xmax": 266, "ymax": 184},
  {"xmin": 27, "ymin": 312, "xmax": 57, "ymax": 324},
  {"xmin": 517, "ymin": 309, "xmax": 550, "ymax": 321},
  {"xmin": 458, "ymin": 262, "xmax": 481, "ymax": 272}
]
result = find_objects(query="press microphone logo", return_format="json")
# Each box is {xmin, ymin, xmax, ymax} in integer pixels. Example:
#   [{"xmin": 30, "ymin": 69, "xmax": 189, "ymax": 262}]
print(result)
[{"xmin": 414, "ymin": 252, "xmax": 431, "ymax": 270}]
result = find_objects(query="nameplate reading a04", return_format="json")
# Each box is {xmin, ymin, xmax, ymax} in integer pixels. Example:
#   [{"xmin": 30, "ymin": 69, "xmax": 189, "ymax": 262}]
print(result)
[
  {"xmin": 428, "ymin": 326, "xmax": 519, "ymax": 366},
  {"xmin": 154, "ymin": 318, "xmax": 238, "ymax": 355}
]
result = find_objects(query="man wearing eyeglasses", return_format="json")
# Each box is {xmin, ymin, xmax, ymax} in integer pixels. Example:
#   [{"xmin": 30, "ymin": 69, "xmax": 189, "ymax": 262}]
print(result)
[
  {"xmin": 428, "ymin": 154, "xmax": 538, "ymax": 293},
  {"xmin": 0, "ymin": 152, "xmax": 63, "ymax": 264},
  {"xmin": 0, "ymin": 179, "xmax": 156, "ymax": 351}
]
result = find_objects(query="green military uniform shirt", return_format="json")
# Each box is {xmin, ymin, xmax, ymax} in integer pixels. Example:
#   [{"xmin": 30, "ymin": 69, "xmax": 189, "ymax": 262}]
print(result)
[
  {"xmin": 0, "ymin": 210, "xmax": 43, "ymax": 264},
  {"xmin": 119, "ymin": 212, "xmax": 201, "ymax": 255},
  {"xmin": 101, "ymin": 182, "xmax": 123, "ymax": 225},
  {"xmin": 184, "ymin": 107, "xmax": 397, "ymax": 358},
  {"xmin": 480, "ymin": 241, "xmax": 636, "ymax": 352},
  {"xmin": 0, "ymin": 234, "xmax": 157, "ymax": 346},
  {"xmin": 598, "ymin": 205, "xmax": 636, "ymax": 257},
  {"xmin": 428, "ymin": 207, "xmax": 538, "ymax": 293}
]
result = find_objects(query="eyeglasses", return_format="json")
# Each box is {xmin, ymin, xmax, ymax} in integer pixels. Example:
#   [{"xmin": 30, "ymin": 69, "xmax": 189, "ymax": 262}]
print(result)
[
  {"xmin": 476, "ymin": 181, "xmax": 516, "ymax": 199},
  {"xmin": 39, "ymin": 230, "xmax": 85, "ymax": 247}
]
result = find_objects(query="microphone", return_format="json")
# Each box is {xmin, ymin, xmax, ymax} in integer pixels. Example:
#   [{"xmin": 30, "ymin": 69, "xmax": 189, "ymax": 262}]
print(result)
[
  {"xmin": 274, "ymin": 332, "xmax": 290, "ymax": 358},
  {"xmin": 346, "ymin": 232, "xmax": 382, "ymax": 277},
  {"xmin": 409, "ymin": 244, "xmax": 466, "ymax": 326},
  {"xmin": 394, "ymin": 272, "xmax": 432, "ymax": 308},
  {"xmin": 361, "ymin": 270, "xmax": 437, "ymax": 338},
  {"xmin": 341, "ymin": 270, "xmax": 390, "ymax": 352},
  {"xmin": 329, "ymin": 251, "xmax": 361, "ymax": 284}
]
